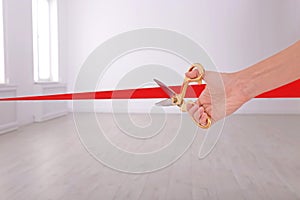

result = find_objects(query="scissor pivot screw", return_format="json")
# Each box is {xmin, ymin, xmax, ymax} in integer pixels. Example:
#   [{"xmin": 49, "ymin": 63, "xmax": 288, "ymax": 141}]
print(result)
[{"xmin": 172, "ymin": 97, "xmax": 177, "ymax": 103}]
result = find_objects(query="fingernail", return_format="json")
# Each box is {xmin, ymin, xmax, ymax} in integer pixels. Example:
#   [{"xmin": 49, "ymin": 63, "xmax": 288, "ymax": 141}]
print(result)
[{"xmin": 199, "ymin": 107, "xmax": 204, "ymax": 114}]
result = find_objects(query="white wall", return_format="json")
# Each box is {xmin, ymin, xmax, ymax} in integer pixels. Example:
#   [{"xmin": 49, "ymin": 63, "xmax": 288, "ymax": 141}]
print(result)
[
  {"xmin": 0, "ymin": 0, "xmax": 298, "ymax": 128},
  {"xmin": 3, "ymin": 0, "xmax": 298, "ymax": 116},
  {"xmin": 1, "ymin": 0, "xmax": 67, "ymax": 126},
  {"xmin": 3, "ymin": 0, "xmax": 34, "ymax": 125},
  {"xmin": 0, "ymin": 0, "xmax": 298, "ymax": 131},
  {"xmin": 60, "ymin": 0, "xmax": 300, "ymax": 114}
]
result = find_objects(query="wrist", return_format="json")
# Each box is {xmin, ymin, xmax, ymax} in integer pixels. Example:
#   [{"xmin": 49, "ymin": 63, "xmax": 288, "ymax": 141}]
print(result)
[{"xmin": 232, "ymin": 71, "xmax": 256, "ymax": 101}]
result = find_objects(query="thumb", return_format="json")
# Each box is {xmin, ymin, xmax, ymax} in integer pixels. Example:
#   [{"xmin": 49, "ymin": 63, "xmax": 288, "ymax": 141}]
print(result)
[{"xmin": 185, "ymin": 70, "xmax": 199, "ymax": 79}]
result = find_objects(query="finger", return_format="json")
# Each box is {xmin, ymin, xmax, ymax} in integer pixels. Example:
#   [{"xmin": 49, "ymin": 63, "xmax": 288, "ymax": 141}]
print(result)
[
  {"xmin": 185, "ymin": 70, "xmax": 199, "ymax": 79},
  {"xmin": 205, "ymin": 106, "xmax": 212, "ymax": 116},
  {"xmin": 196, "ymin": 98, "xmax": 201, "ymax": 106},
  {"xmin": 188, "ymin": 103, "xmax": 199, "ymax": 117},
  {"xmin": 186, "ymin": 102, "xmax": 194, "ymax": 111},
  {"xmin": 193, "ymin": 107, "xmax": 204, "ymax": 123},
  {"xmin": 200, "ymin": 112, "xmax": 208, "ymax": 125}
]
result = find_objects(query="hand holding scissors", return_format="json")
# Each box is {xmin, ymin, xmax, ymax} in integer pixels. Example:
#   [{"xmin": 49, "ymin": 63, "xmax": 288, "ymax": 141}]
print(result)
[{"xmin": 154, "ymin": 63, "xmax": 212, "ymax": 129}]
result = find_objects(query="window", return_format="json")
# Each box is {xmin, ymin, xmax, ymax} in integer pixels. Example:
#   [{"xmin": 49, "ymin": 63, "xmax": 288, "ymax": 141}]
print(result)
[
  {"xmin": 32, "ymin": 0, "xmax": 59, "ymax": 82},
  {"xmin": 0, "ymin": 0, "xmax": 5, "ymax": 84}
]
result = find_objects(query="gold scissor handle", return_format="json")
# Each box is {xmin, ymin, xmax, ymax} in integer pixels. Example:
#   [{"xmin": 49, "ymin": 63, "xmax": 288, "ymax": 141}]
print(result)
[
  {"xmin": 196, "ymin": 116, "xmax": 212, "ymax": 129},
  {"xmin": 184, "ymin": 63, "xmax": 206, "ymax": 83},
  {"xmin": 179, "ymin": 63, "xmax": 205, "ymax": 102},
  {"xmin": 182, "ymin": 101, "xmax": 212, "ymax": 129},
  {"xmin": 179, "ymin": 63, "xmax": 212, "ymax": 129}
]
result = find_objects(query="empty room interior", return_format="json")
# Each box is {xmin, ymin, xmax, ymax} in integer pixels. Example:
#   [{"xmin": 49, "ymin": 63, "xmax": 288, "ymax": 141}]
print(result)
[{"xmin": 0, "ymin": 0, "xmax": 300, "ymax": 199}]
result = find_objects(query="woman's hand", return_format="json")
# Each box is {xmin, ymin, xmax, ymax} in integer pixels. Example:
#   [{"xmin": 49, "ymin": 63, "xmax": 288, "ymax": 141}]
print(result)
[
  {"xmin": 186, "ymin": 41, "xmax": 300, "ymax": 127},
  {"xmin": 186, "ymin": 69, "xmax": 250, "ymax": 126}
]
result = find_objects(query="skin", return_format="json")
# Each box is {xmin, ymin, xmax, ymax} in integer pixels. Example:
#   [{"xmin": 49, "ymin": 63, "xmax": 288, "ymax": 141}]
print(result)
[{"xmin": 186, "ymin": 40, "xmax": 300, "ymax": 126}]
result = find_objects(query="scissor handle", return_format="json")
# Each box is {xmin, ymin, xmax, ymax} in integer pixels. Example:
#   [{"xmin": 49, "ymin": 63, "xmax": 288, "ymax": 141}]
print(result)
[
  {"xmin": 181, "ymin": 100, "xmax": 212, "ymax": 129},
  {"xmin": 185, "ymin": 63, "xmax": 205, "ymax": 83},
  {"xmin": 178, "ymin": 63, "xmax": 205, "ymax": 104},
  {"xmin": 196, "ymin": 117, "xmax": 212, "ymax": 129}
]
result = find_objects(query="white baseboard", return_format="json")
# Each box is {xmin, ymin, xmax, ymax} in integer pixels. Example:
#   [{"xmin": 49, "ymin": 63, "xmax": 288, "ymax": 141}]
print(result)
[
  {"xmin": 71, "ymin": 98, "xmax": 300, "ymax": 114},
  {"xmin": 0, "ymin": 121, "xmax": 18, "ymax": 135},
  {"xmin": 34, "ymin": 110, "xmax": 68, "ymax": 122},
  {"xmin": 236, "ymin": 98, "xmax": 300, "ymax": 114},
  {"xmin": 34, "ymin": 83, "xmax": 68, "ymax": 122},
  {"xmin": 0, "ymin": 86, "xmax": 18, "ymax": 134}
]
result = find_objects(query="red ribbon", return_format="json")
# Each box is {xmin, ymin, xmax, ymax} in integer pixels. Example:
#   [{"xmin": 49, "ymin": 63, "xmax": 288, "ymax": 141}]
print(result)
[{"xmin": 0, "ymin": 79, "xmax": 299, "ymax": 101}]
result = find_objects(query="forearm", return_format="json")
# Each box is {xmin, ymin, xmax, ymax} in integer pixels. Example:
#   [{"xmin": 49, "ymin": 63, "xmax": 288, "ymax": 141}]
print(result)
[{"xmin": 236, "ymin": 40, "xmax": 300, "ymax": 99}]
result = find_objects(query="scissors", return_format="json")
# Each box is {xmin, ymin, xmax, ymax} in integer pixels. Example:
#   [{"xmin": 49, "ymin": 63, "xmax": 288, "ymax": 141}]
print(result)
[{"xmin": 154, "ymin": 63, "xmax": 212, "ymax": 129}]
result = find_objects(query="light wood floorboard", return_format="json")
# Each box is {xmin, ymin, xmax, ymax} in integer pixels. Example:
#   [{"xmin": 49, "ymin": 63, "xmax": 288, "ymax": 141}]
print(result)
[{"xmin": 0, "ymin": 114, "xmax": 299, "ymax": 200}]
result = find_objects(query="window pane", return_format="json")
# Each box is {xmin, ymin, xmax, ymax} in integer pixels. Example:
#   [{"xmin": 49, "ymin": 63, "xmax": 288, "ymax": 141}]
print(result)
[
  {"xmin": 0, "ymin": 0, "xmax": 5, "ymax": 84},
  {"xmin": 32, "ymin": 0, "xmax": 59, "ymax": 82},
  {"xmin": 37, "ymin": 0, "xmax": 50, "ymax": 80},
  {"xmin": 49, "ymin": 0, "xmax": 59, "ymax": 82}
]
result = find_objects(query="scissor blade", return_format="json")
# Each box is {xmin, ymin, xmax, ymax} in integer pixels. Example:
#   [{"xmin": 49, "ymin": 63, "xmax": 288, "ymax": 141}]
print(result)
[
  {"xmin": 153, "ymin": 79, "xmax": 176, "ymax": 98},
  {"xmin": 155, "ymin": 98, "xmax": 173, "ymax": 106}
]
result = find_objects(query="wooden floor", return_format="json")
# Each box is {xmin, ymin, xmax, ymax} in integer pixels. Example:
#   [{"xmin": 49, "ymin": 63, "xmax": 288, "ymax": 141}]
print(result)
[{"xmin": 0, "ymin": 113, "xmax": 300, "ymax": 200}]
